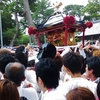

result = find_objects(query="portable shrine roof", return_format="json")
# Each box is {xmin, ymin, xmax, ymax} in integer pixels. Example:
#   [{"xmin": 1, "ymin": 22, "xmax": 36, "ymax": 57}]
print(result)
[
  {"xmin": 43, "ymin": 12, "xmax": 65, "ymax": 27},
  {"xmin": 37, "ymin": 12, "xmax": 86, "ymax": 33},
  {"xmin": 77, "ymin": 20, "xmax": 100, "ymax": 37},
  {"xmin": 37, "ymin": 12, "xmax": 65, "ymax": 33}
]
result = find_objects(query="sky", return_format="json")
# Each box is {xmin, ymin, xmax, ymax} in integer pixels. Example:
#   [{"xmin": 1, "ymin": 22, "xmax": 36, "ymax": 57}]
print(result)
[{"xmin": 50, "ymin": 0, "xmax": 88, "ymax": 11}]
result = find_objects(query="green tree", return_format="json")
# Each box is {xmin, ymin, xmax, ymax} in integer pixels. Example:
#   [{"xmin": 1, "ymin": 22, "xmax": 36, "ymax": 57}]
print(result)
[
  {"xmin": 32, "ymin": 0, "xmax": 54, "ymax": 24},
  {"xmin": 3, "ymin": 28, "xmax": 16, "ymax": 46},
  {"xmin": 63, "ymin": 5, "xmax": 84, "ymax": 21},
  {"xmin": 82, "ymin": 0, "xmax": 100, "ymax": 21},
  {"xmin": 1, "ymin": 0, "xmax": 22, "ymax": 46},
  {"xmin": 1, "ymin": 0, "xmax": 30, "ymax": 46},
  {"xmin": 28, "ymin": 0, "xmax": 37, "ymax": 12},
  {"xmin": 1, "ymin": 0, "xmax": 54, "ymax": 46},
  {"xmin": 0, "ymin": 1, "xmax": 16, "ymax": 46},
  {"xmin": 1, "ymin": 0, "xmax": 16, "ymax": 31},
  {"xmin": 15, "ymin": 34, "xmax": 29, "ymax": 45}
]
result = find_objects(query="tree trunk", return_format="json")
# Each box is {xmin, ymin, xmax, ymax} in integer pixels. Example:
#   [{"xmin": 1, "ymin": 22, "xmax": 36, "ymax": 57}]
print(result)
[
  {"xmin": 23, "ymin": 0, "xmax": 36, "ymax": 45},
  {"xmin": 10, "ymin": 12, "xmax": 19, "ymax": 46},
  {"xmin": 23, "ymin": 0, "xmax": 35, "ymax": 27}
]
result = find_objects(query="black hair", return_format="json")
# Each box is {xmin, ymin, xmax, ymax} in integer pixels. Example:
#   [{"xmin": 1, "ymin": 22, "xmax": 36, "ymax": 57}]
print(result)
[
  {"xmin": 62, "ymin": 52, "xmax": 83, "ymax": 74},
  {"xmin": 0, "ymin": 54, "xmax": 16, "ymax": 74},
  {"xmin": 86, "ymin": 56, "xmax": 100, "ymax": 77},
  {"xmin": 35, "ymin": 58, "xmax": 59, "ymax": 89},
  {"xmin": 37, "ymin": 43, "xmax": 56, "ymax": 60},
  {"xmin": 54, "ymin": 56, "xmax": 62, "ymax": 71},
  {"xmin": 15, "ymin": 52, "xmax": 28, "ymax": 68},
  {"xmin": 84, "ymin": 49, "xmax": 92, "ymax": 58},
  {"xmin": 28, "ymin": 60, "xmax": 35, "ymax": 67},
  {"xmin": 15, "ymin": 46, "xmax": 28, "ymax": 57},
  {"xmin": 15, "ymin": 46, "xmax": 25, "ymax": 53}
]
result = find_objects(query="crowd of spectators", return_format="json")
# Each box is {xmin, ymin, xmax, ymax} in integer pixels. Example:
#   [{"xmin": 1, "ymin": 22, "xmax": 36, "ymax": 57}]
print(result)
[{"xmin": 0, "ymin": 40, "xmax": 100, "ymax": 100}]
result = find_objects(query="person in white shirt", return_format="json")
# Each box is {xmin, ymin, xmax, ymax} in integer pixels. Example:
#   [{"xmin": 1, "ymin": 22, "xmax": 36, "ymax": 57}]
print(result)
[
  {"xmin": 4, "ymin": 62, "xmax": 38, "ymax": 100},
  {"xmin": 35, "ymin": 58, "xmax": 66, "ymax": 100},
  {"xmin": 58, "ymin": 52, "xmax": 97, "ymax": 99},
  {"xmin": 85, "ymin": 56, "xmax": 100, "ymax": 83},
  {"xmin": 25, "ymin": 68, "xmax": 41, "ymax": 94},
  {"xmin": 15, "ymin": 52, "xmax": 40, "ymax": 93}
]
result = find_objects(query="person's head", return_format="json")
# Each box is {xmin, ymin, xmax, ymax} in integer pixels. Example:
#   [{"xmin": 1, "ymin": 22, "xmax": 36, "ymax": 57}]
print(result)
[
  {"xmin": 15, "ymin": 46, "xmax": 28, "ymax": 57},
  {"xmin": 4, "ymin": 62, "xmax": 25, "ymax": 86},
  {"xmin": 37, "ymin": 43, "xmax": 56, "ymax": 60},
  {"xmin": 66, "ymin": 87, "xmax": 95, "ymax": 100},
  {"xmin": 15, "ymin": 52, "xmax": 28, "ymax": 68},
  {"xmin": 0, "ymin": 79, "xmax": 20, "ymax": 100},
  {"xmin": 54, "ymin": 54, "xmax": 62, "ymax": 71},
  {"xmin": 15, "ymin": 46, "xmax": 26, "ymax": 53},
  {"xmin": 0, "ymin": 54, "xmax": 16, "ymax": 74},
  {"xmin": 85, "ymin": 56, "xmax": 100, "ymax": 81},
  {"xmin": 62, "ymin": 52, "xmax": 83, "ymax": 75},
  {"xmin": 93, "ymin": 50, "xmax": 100, "ymax": 58},
  {"xmin": 97, "ymin": 81, "xmax": 100, "ymax": 99},
  {"xmin": 35, "ymin": 58, "xmax": 59, "ymax": 92},
  {"xmin": 0, "ymin": 48, "xmax": 11, "ymax": 55},
  {"xmin": 28, "ymin": 60, "xmax": 35, "ymax": 67}
]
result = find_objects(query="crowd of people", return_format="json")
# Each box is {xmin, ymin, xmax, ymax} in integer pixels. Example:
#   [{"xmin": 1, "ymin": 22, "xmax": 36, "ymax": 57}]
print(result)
[{"xmin": 0, "ymin": 40, "xmax": 100, "ymax": 100}]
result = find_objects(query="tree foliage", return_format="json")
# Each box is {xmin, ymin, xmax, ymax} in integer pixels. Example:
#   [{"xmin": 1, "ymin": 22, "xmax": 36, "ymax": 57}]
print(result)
[
  {"xmin": 32, "ymin": 0, "xmax": 54, "ymax": 25},
  {"xmin": 63, "ymin": 5, "xmax": 84, "ymax": 21},
  {"xmin": 3, "ymin": 28, "xmax": 16, "ymax": 46},
  {"xmin": 15, "ymin": 35, "xmax": 29, "ymax": 45},
  {"xmin": 1, "ymin": 1, "xmax": 16, "ymax": 31},
  {"xmin": 1, "ymin": 0, "xmax": 54, "ymax": 46},
  {"xmin": 82, "ymin": 0, "xmax": 100, "ymax": 21},
  {"xmin": 28, "ymin": 0, "xmax": 37, "ymax": 12}
]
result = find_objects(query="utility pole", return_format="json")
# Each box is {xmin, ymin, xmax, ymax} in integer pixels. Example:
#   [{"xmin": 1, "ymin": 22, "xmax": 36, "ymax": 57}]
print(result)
[{"xmin": 0, "ymin": 0, "xmax": 3, "ymax": 48}]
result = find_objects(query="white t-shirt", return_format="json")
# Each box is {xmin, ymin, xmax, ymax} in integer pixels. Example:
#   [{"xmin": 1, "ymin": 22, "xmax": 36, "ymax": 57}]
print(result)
[
  {"xmin": 93, "ymin": 77, "xmax": 100, "ymax": 83},
  {"xmin": 41, "ymin": 88, "xmax": 66, "ymax": 100},
  {"xmin": 24, "ymin": 69, "xmax": 41, "ymax": 93},
  {"xmin": 18, "ymin": 86, "xmax": 38, "ymax": 100},
  {"xmin": 58, "ymin": 77, "xmax": 97, "ymax": 98},
  {"xmin": 79, "ymin": 49, "xmax": 86, "ymax": 59}
]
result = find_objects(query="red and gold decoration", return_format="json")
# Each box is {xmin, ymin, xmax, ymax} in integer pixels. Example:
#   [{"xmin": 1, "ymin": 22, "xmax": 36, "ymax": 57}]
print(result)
[
  {"xmin": 63, "ymin": 15, "xmax": 93, "ymax": 46},
  {"xmin": 28, "ymin": 26, "xmax": 37, "ymax": 35},
  {"xmin": 46, "ymin": 29, "xmax": 65, "ymax": 46},
  {"xmin": 68, "ymin": 28, "xmax": 76, "ymax": 33},
  {"xmin": 85, "ymin": 21, "xmax": 93, "ymax": 28},
  {"xmin": 28, "ymin": 14, "xmax": 93, "ymax": 47},
  {"xmin": 63, "ymin": 15, "xmax": 76, "ymax": 25},
  {"xmin": 63, "ymin": 15, "xmax": 76, "ymax": 45},
  {"xmin": 28, "ymin": 26, "xmax": 41, "ymax": 47}
]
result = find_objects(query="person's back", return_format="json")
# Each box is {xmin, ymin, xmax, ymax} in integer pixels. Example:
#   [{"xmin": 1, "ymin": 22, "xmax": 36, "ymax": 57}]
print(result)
[
  {"xmin": 17, "ymin": 86, "xmax": 38, "ymax": 100},
  {"xmin": 4, "ymin": 62, "xmax": 38, "ymax": 100},
  {"xmin": 35, "ymin": 58, "xmax": 66, "ymax": 100},
  {"xmin": 58, "ymin": 77, "xmax": 97, "ymax": 98},
  {"xmin": 58, "ymin": 52, "xmax": 97, "ymax": 98},
  {"xmin": 16, "ymin": 52, "xmax": 41, "ymax": 93},
  {"xmin": 24, "ymin": 69, "xmax": 41, "ymax": 94}
]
